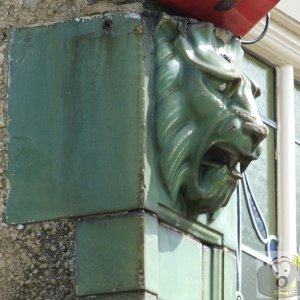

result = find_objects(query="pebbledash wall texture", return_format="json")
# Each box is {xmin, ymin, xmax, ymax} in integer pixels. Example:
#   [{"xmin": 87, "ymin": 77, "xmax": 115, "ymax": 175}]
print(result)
[{"xmin": 0, "ymin": 1, "xmax": 143, "ymax": 299}]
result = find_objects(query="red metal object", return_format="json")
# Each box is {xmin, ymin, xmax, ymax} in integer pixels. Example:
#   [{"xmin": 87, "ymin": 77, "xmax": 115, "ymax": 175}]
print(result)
[{"xmin": 158, "ymin": 0, "xmax": 279, "ymax": 36}]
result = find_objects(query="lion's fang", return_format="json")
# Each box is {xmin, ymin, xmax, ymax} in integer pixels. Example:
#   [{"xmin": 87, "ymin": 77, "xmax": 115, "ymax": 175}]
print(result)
[{"xmin": 233, "ymin": 161, "xmax": 241, "ymax": 173}]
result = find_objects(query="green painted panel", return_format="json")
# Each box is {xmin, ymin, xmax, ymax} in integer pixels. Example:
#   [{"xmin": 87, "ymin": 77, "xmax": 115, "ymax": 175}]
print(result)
[
  {"xmin": 158, "ymin": 224, "xmax": 202, "ymax": 300},
  {"xmin": 242, "ymin": 53, "xmax": 275, "ymax": 120},
  {"xmin": 76, "ymin": 212, "xmax": 158, "ymax": 297},
  {"xmin": 6, "ymin": 15, "xmax": 145, "ymax": 223},
  {"xmin": 242, "ymin": 126, "xmax": 276, "ymax": 252}
]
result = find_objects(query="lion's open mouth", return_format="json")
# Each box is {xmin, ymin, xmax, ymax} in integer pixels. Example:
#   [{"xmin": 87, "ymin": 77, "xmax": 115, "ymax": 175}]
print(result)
[{"xmin": 200, "ymin": 144, "xmax": 252, "ymax": 180}]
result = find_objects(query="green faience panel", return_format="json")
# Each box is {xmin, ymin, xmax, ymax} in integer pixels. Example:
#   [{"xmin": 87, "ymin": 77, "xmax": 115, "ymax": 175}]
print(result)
[
  {"xmin": 76, "ymin": 212, "xmax": 158, "ymax": 297},
  {"xmin": 144, "ymin": 213, "xmax": 159, "ymax": 294},
  {"xmin": 212, "ymin": 248, "xmax": 223, "ymax": 300},
  {"xmin": 223, "ymin": 251, "xmax": 237, "ymax": 300},
  {"xmin": 6, "ymin": 15, "xmax": 145, "ymax": 223},
  {"xmin": 202, "ymin": 245, "xmax": 235, "ymax": 300},
  {"xmin": 158, "ymin": 204, "xmax": 223, "ymax": 246},
  {"xmin": 242, "ymin": 52, "xmax": 275, "ymax": 120},
  {"xmin": 158, "ymin": 223, "xmax": 202, "ymax": 300},
  {"xmin": 201, "ymin": 191, "xmax": 237, "ymax": 250},
  {"xmin": 202, "ymin": 246, "xmax": 213, "ymax": 300},
  {"xmin": 241, "ymin": 126, "xmax": 276, "ymax": 252}
]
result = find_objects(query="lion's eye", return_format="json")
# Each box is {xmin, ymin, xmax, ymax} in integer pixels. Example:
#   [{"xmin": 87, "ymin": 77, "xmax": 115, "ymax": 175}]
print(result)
[{"xmin": 219, "ymin": 83, "xmax": 227, "ymax": 92}]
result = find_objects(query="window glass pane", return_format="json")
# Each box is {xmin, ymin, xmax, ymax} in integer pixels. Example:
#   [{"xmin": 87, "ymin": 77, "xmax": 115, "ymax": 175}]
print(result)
[
  {"xmin": 296, "ymin": 145, "xmax": 300, "ymax": 249},
  {"xmin": 295, "ymin": 83, "xmax": 300, "ymax": 141},
  {"xmin": 241, "ymin": 253, "xmax": 277, "ymax": 299},
  {"xmin": 242, "ymin": 127, "xmax": 276, "ymax": 251},
  {"xmin": 242, "ymin": 53, "xmax": 275, "ymax": 120},
  {"xmin": 241, "ymin": 54, "xmax": 277, "ymax": 300},
  {"xmin": 296, "ymin": 83, "xmax": 300, "ymax": 251}
]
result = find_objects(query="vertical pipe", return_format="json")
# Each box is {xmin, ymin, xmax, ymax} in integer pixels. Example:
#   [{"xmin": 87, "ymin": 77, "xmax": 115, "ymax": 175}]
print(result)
[
  {"xmin": 236, "ymin": 184, "xmax": 243, "ymax": 300},
  {"xmin": 277, "ymin": 65, "xmax": 296, "ymax": 259}
]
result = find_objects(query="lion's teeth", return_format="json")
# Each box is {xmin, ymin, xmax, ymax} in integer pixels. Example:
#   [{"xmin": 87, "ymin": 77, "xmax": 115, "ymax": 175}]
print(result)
[{"xmin": 234, "ymin": 162, "xmax": 241, "ymax": 173}]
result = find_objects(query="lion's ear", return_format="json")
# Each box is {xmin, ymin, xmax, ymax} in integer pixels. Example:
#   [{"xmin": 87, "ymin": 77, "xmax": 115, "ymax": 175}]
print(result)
[{"xmin": 156, "ymin": 15, "xmax": 179, "ymax": 42}]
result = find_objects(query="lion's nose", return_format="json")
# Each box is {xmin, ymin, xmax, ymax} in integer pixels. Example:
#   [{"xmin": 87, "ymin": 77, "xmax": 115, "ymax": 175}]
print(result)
[
  {"xmin": 243, "ymin": 121, "xmax": 268, "ymax": 149},
  {"xmin": 232, "ymin": 106, "xmax": 268, "ymax": 149}
]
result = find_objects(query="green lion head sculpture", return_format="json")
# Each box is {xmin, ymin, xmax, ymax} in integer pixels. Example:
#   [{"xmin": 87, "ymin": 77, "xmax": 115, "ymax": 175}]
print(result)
[{"xmin": 155, "ymin": 16, "xmax": 268, "ymax": 214}]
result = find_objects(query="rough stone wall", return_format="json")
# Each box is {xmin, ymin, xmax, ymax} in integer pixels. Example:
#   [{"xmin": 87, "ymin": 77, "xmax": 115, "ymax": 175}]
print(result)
[
  {"xmin": 0, "ymin": 1, "xmax": 143, "ymax": 299},
  {"xmin": 0, "ymin": 221, "xmax": 76, "ymax": 300}
]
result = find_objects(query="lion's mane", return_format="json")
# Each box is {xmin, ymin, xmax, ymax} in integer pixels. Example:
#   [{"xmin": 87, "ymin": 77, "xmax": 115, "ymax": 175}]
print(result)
[{"xmin": 155, "ymin": 16, "xmax": 244, "ymax": 205}]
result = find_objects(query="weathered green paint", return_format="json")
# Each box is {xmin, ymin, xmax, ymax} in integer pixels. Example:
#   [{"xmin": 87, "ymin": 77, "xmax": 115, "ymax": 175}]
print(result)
[
  {"xmin": 7, "ymin": 15, "xmax": 145, "ymax": 223},
  {"xmin": 76, "ymin": 212, "xmax": 158, "ymax": 297},
  {"xmin": 155, "ymin": 16, "xmax": 268, "ymax": 214}
]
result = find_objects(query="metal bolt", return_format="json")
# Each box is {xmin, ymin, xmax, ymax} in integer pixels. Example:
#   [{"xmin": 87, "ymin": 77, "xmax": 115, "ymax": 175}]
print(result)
[{"xmin": 103, "ymin": 19, "xmax": 113, "ymax": 30}]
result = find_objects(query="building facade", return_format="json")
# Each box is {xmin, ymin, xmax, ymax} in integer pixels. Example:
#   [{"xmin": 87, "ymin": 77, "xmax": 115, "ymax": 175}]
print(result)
[{"xmin": 0, "ymin": 1, "xmax": 300, "ymax": 299}]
